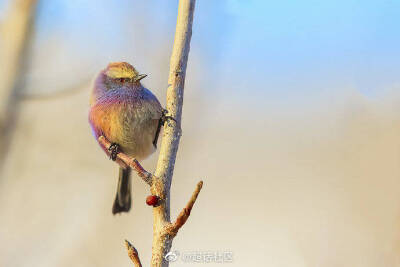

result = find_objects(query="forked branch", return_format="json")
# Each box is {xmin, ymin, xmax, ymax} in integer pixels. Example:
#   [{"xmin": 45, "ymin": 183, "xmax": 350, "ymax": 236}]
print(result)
[
  {"xmin": 166, "ymin": 181, "xmax": 203, "ymax": 237},
  {"xmin": 150, "ymin": 0, "xmax": 198, "ymax": 265}
]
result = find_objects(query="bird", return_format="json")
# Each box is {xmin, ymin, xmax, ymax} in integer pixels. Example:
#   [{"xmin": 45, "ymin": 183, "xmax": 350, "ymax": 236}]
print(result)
[{"xmin": 89, "ymin": 62, "xmax": 164, "ymax": 214}]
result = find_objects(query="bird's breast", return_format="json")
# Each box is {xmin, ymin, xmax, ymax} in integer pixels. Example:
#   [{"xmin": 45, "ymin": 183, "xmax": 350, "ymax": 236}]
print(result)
[{"xmin": 89, "ymin": 96, "xmax": 161, "ymax": 160}]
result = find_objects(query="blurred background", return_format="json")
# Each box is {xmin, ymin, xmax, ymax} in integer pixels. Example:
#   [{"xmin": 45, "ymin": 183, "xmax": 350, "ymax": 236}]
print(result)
[{"xmin": 1, "ymin": 0, "xmax": 400, "ymax": 266}]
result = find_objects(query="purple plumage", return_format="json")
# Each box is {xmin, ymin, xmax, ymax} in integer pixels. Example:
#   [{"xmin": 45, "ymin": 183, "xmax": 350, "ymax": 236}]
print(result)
[{"xmin": 89, "ymin": 62, "xmax": 163, "ymax": 214}]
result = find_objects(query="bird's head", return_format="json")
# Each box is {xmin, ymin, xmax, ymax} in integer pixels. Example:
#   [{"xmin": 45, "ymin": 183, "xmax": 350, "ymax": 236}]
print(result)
[{"xmin": 103, "ymin": 62, "xmax": 147, "ymax": 88}]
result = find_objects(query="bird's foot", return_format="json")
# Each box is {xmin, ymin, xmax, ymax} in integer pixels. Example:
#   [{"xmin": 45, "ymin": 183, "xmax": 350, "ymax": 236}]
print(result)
[
  {"xmin": 152, "ymin": 109, "xmax": 177, "ymax": 148},
  {"xmin": 108, "ymin": 143, "xmax": 120, "ymax": 161},
  {"xmin": 161, "ymin": 109, "xmax": 176, "ymax": 125}
]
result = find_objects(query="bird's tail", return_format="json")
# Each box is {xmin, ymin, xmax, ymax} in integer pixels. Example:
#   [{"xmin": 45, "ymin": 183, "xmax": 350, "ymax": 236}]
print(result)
[{"xmin": 112, "ymin": 167, "xmax": 132, "ymax": 214}]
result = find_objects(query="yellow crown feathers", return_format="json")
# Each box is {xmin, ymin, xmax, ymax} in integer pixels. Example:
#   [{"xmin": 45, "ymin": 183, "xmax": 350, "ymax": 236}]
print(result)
[{"xmin": 105, "ymin": 62, "xmax": 139, "ymax": 79}]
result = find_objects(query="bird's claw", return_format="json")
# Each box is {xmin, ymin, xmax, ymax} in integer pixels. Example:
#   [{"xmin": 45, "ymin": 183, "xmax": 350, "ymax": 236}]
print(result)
[
  {"xmin": 152, "ymin": 109, "xmax": 178, "ymax": 148},
  {"xmin": 161, "ymin": 109, "xmax": 176, "ymax": 125},
  {"xmin": 108, "ymin": 143, "xmax": 120, "ymax": 161}
]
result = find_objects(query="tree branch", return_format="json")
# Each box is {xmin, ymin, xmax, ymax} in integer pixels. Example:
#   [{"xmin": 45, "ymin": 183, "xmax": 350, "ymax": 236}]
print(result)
[
  {"xmin": 125, "ymin": 240, "xmax": 143, "ymax": 267},
  {"xmin": 166, "ymin": 181, "xmax": 203, "ymax": 237},
  {"xmin": 150, "ymin": 0, "xmax": 197, "ymax": 266}
]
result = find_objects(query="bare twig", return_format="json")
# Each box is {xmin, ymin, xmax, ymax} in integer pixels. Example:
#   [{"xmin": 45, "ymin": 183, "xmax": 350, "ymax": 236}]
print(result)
[
  {"xmin": 98, "ymin": 136, "xmax": 152, "ymax": 186},
  {"xmin": 125, "ymin": 240, "xmax": 143, "ymax": 267},
  {"xmin": 166, "ymin": 181, "xmax": 203, "ymax": 237}
]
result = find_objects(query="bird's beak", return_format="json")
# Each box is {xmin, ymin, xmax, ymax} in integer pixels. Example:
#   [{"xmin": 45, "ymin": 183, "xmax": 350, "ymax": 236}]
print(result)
[{"xmin": 135, "ymin": 74, "xmax": 147, "ymax": 82}]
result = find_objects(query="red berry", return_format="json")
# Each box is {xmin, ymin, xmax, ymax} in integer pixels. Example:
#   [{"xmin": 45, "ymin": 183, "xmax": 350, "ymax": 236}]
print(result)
[{"xmin": 146, "ymin": 195, "xmax": 159, "ymax": 206}]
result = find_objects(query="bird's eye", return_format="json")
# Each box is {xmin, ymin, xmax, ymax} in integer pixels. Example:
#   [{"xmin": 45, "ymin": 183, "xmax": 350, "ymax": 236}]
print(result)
[{"xmin": 119, "ymin": 78, "xmax": 125, "ymax": 83}]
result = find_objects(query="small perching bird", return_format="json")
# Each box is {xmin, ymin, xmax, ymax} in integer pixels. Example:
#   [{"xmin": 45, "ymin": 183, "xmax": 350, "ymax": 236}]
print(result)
[{"xmin": 89, "ymin": 62, "xmax": 164, "ymax": 214}]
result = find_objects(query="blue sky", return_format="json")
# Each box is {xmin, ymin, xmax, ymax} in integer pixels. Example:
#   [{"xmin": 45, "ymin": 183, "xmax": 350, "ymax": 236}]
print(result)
[
  {"xmin": 1, "ymin": 0, "xmax": 399, "ymax": 100},
  {"xmin": 220, "ymin": 0, "xmax": 400, "ymax": 98}
]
